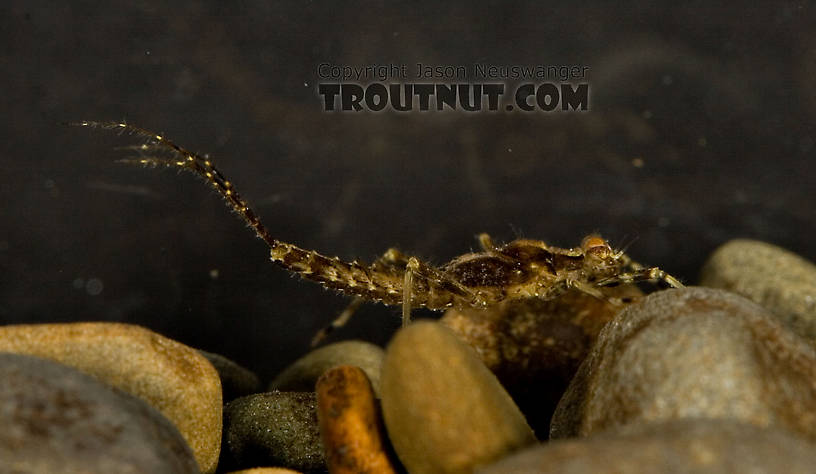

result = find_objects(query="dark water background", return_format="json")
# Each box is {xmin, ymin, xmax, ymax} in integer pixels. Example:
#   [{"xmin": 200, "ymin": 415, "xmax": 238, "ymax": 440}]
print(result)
[{"xmin": 2, "ymin": 1, "xmax": 814, "ymax": 381}]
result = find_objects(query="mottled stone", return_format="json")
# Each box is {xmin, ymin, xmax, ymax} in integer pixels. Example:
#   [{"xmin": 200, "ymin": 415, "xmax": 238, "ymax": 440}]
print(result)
[
  {"xmin": 222, "ymin": 392, "xmax": 325, "ymax": 473},
  {"xmin": 0, "ymin": 352, "xmax": 199, "ymax": 473},
  {"xmin": 316, "ymin": 365, "xmax": 399, "ymax": 474},
  {"xmin": 700, "ymin": 239, "xmax": 816, "ymax": 340},
  {"xmin": 199, "ymin": 350, "xmax": 261, "ymax": 402},
  {"xmin": 0, "ymin": 322, "xmax": 222, "ymax": 473},
  {"xmin": 381, "ymin": 321, "xmax": 536, "ymax": 474},
  {"xmin": 270, "ymin": 340, "xmax": 384, "ymax": 396},
  {"xmin": 480, "ymin": 419, "xmax": 816, "ymax": 474},
  {"xmin": 441, "ymin": 285, "xmax": 641, "ymax": 434},
  {"xmin": 550, "ymin": 287, "xmax": 816, "ymax": 441}
]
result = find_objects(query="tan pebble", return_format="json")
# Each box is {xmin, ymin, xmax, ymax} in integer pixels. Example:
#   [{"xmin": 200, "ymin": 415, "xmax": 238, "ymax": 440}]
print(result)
[
  {"xmin": 316, "ymin": 365, "xmax": 399, "ymax": 474},
  {"xmin": 381, "ymin": 321, "xmax": 536, "ymax": 474},
  {"xmin": 700, "ymin": 239, "xmax": 816, "ymax": 340},
  {"xmin": 270, "ymin": 340, "xmax": 385, "ymax": 396},
  {"xmin": 480, "ymin": 419, "xmax": 816, "ymax": 473},
  {"xmin": 550, "ymin": 287, "xmax": 816, "ymax": 442},
  {"xmin": 0, "ymin": 322, "xmax": 222, "ymax": 474},
  {"xmin": 441, "ymin": 286, "xmax": 641, "ymax": 434}
]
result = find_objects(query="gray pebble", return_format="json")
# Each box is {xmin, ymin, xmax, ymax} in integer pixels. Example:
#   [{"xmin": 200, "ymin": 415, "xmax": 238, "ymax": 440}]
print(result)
[
  {"xmin": 550, "ymin": 287, "xmax": 816, "ymax": 441},
  {"xmin": 270, "ymin": 340, "xmax": 384, "ymax": 396},
  {"xmin": 480, "ymin": 419, "xmax": 816, "ymax": 474},
  {"xmin": 221, "ymin": 391, "xmax": 325, "ymax": 473},
  {"xmin": 198, "ymin": 350, "xmax": 261, "ymax": 402},
  {"xmin": 381, "ymin": 321, "xmax": 536, "ymax": 474},
  {"xmin": 700, "ymin": 239, "xmax": 816, "ymax": 340},
  {"xmin": 0, "ymin": 352, "xmax": 199, "ymax": 473}
]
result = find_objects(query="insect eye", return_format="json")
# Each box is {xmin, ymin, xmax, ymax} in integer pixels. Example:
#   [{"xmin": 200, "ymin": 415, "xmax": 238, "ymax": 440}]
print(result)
[
  {"xmin": 581, "ymin": 236, "xmax": 607, "ymax": 250},
  {"xmin": 582, "ymin": 236, "xmax": 612, "ymax": 258}
]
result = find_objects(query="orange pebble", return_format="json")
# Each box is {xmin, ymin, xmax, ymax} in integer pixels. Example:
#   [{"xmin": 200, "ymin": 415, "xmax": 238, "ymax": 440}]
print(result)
[{"xmin": 316, "ymin": 365, "xmax": 399, "ymax": 474}]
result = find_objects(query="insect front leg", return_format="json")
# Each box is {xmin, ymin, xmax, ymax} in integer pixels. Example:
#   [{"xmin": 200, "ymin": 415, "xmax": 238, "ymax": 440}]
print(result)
[{"xmin": 599, "ymin": 267, "xmax": 685, "ymax": 289}]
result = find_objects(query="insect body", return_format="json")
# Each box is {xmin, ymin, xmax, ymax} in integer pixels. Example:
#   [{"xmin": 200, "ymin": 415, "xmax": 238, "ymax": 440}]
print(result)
[{"xmin": 75, "ymin": 121, "xmax": 683, "ymax": 336}]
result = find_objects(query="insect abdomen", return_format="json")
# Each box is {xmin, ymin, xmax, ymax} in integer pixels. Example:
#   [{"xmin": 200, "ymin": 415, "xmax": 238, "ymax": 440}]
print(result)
[{"xmin": 270, "ymin": 242, "xmax": 403, "ymax": 305}]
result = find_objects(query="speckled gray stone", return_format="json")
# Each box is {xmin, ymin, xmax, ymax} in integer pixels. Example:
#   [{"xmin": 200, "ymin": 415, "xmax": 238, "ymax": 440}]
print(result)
[
  {"xmin": 480, "ymin": 419, "xmax": 816, "ymax": 474},
  {"xmin": 270, "ymin": 340, "xmax": 385, "ymax": 396},
  {"xmin": 199, "ymin": 350, "xmax": 261, "ymax": 402},
  {"xmin": 700, "ymin": 239, "xmax": 816, "ymax": 341},
  {"xmin": 381, "ymin": 321, "xmax": 536, "ymax": 474},
  {"xmin": 0, "ymin": 352, "xmax": 199, "ymax": 473},
  {"xmin": 550, "ymin": 287, "xmax": 816, "ymax": 441},
  {"xmin": 221, "ymin": 392, "xmax": 324, "ymax": 473}
]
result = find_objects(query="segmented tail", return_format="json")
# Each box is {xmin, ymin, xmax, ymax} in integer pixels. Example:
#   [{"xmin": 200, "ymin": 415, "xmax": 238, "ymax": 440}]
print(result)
[{"xmin": 72, "ymin": 121, "xmax": 406, "ymax": 304}]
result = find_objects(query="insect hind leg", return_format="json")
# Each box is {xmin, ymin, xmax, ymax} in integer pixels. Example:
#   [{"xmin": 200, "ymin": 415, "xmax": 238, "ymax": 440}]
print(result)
[{"xmin": 311, "ymin": 247, "xmax": 410, "ymax": 346}]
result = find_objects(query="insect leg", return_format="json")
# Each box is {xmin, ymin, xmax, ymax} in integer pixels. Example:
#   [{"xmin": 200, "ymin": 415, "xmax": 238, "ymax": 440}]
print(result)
[
  {"xmin": 311, "ymin": 248, "xmax": 410, "ymax": 346},
  {"xmin": 600, "ymin": 267, "xmax": 685, "ymax": 289},
  {"xmin": 477, "ymin": 233, "xmax": 496, "ymax": 251},
  {"xmin": 403, "ymin": 258, "xmax": 419, "ymax": 326},
  {"xmin": 402, "ymin": 256, "xmax": 478, "ymax": 324}
]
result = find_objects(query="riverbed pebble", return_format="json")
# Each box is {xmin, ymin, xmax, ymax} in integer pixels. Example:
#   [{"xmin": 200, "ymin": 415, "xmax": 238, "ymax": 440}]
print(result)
[
  {"xmin": 700, "ymin": 239, "xmax": 816, "ymax": 341},
  {"xmin": 0, "ymin": 352, "xmax": 200, "ymax": 473},
  {"xmin": 381, "ymin": 320, "xmax": 536, "ymax": 473},
  {"xmin": 550, "ymin": 287, "xmax": 816, "ymax": 441},
  {"xmin": 221, "ymin": 391, "xmax": 325, "ymax": 473},
  {"xmin": 270, "ymin": 340, "xmax": 385, "ymax": 396},
  {"xmin": 440, "ymin": 285, "xmax": 641, "ymax": 434},
  {"xmin": 316, "ymin": 365, "xmax": 399, "ymax": 473},
  {"xmin": 0, "ymin": 322, "xmax": 222, "ymax": 473},
  {"xmin": 480, "ymin": 419, "xmax": 816, "ymax": 473}
]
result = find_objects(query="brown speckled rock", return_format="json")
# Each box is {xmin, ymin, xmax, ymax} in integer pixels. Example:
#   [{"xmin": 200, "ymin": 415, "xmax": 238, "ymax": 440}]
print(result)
[
  {"xmin": 270, "ymin": 340, "xmax": 385, "ymax": 397},
  {"xmin": 441, "ymin": 285, "xmax": 641, "ymax": 434},
  {"xmin": 222, "ymin": 392, "xmax": 325, "ymax": 473},
  {"xmin": 316, "ymin": 365, "xmax": 399, "ymax": 474},
  {"xmin": 199, "ymin": 350, "xmax": 261, "ymax": 402},
  {"xmin": 0, "ymin": 322, "xmax": 222, "ymax": 473},
  {"xmin": 550, "ymin": 287, "xmax": 816, "ymax": 441},
  {"xmin": 381, "ymin": 321, "xmax": 536, "ymax": 474},
  {"xmin": 700, "ymin": 239, "xmax": 816, "ymax": 341},
  {"xmin": 0, "ymin": 352, "xmax": 199, "ymax": 473},
  {"xmin": 480, "ymin": 419, "xmax": 816, "ymax": 474}
]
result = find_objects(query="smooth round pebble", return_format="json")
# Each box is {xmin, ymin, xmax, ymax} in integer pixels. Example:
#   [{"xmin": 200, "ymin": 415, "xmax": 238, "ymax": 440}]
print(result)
[
  {"xmin": 0, "ymin": 352, "xmax": 199, "ymax": 473},
  {"xmin": 199, "ymin": 350, "xmax": 261, "ymax": 402},
  {"xmin": 550, "ymin": 287, "xmax": 816, "ymax": 440},
  {"xmin": 480, "ymin": 419, "xmax": 816, "ymax": 473},
  {"xmin": 0, "ymin": 322, "xmax": 222, "ymax": 473},
  {"xmin": 381, "ymin": 321, "xmax": 536, "ymax": 474},
  {"xmin": 441, "ymin": 285, "xmax": 641, "ymax": 434},
  {"xmin": 700, "ymin": 239, "xmax": 816, "ymax": 340},
  {"xmin": 270, "ymin": 340, "xmax": 385, "ymax": 396},
  {"xmin": 222, "ymin": 391, "xmax": 325, "ymax": 473}
]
